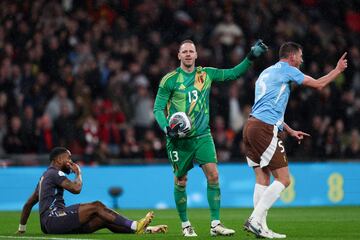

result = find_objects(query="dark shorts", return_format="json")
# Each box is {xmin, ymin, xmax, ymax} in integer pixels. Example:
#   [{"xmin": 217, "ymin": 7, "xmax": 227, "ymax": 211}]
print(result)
[
  {"xmin": 41, "ymin": 204, "xmax": 82, "ymax": 234},
  {"xmin": 243, "ymin": 117, "xmax": 288, "ymax": 170}
]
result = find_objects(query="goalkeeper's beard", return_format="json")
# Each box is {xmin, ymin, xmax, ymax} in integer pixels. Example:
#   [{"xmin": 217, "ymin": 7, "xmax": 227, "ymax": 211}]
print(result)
[{"xmin": 182, "ymin": 59, "xmax": 194, "ymax": 69}]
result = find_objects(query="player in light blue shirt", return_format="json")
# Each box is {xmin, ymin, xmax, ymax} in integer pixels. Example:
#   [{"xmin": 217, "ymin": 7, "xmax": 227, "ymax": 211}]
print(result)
[
  {"xmin": 243, "ymin": 42, "xmax": 348, "ymax": 239},
  {"xmin": 251, "ymin": 61, "xmax": 304, "ymax": 129}
]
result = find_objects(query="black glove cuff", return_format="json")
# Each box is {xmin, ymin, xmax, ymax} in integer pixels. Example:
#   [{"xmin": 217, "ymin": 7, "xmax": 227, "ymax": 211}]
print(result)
[{"xmin": 247, "ymin": 52, "xmax": 256, "ymax": 61}]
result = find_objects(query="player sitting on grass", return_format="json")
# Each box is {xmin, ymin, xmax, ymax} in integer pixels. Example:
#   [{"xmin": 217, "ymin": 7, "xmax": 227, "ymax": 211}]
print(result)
[{"xmin": 17, "ymin": 147, "xmax": 167, "ymax": 235}]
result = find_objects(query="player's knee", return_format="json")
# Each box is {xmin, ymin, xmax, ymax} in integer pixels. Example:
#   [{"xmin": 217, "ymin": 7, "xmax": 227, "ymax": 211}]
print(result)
[
  {"xmin": 92, "ymin": 201, "xmax": 106, "ymax": 210},
  {"xmin": 207, "ymin": 171, "xmax": 219, "ymax": 184},
  {"xmin": 176, "ymin": 176, "xmax": 188, "ymax": 187},
  {"xmin": 284, "ymin": 177, "xmax": 291, "ymax": 187},
  {"xmin": 279, "ymin": 177, "xmax": 291, "ymax": 187},
  {"xmin": 256, "ymin": 175, "xmax": 270, "ymax": 186}
]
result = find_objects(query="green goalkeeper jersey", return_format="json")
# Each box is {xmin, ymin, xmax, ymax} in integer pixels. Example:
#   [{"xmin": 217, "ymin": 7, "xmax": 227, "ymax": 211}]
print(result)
[{"xmin": 153, "ymin": 57, "xmax": 252, "ymax": 138}]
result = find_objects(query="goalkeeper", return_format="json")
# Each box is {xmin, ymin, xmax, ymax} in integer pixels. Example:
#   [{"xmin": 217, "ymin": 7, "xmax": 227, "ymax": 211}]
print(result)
[{"xmin": 153, "ymin": 39, "xmax": 268, "ymax": 237}]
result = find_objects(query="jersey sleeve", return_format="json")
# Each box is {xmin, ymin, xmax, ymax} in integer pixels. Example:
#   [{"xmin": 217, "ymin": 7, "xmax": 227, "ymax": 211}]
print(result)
[
  {"xmin": 288, "ymin": 66, "xmax": 305, "ymax": 85},
  {"xmin": 153, "ymin": 76, "xmax": 173, "ymax": 132},
  {"xmin": 205, "ymin": 57, "xmax": 252, "ymax": 82},
  {"xmin": 35, "ymin": 182, "xmax": 39, "ymax": 193},
  {"xmin": 51, "ymin": 170, "xmax": 68, "ymax": 186}
]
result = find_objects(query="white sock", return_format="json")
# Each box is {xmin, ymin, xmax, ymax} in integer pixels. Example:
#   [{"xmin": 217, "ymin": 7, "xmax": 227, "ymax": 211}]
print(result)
[
  {"xmin": 211, "ymin": 220, "xmax": 220, "ymax": 228},
  {"xmin": 263, "ymin": 211, "xmax": 269, "ymax": 230},
  {"xmin": 253, "ymin": 183, "xmax": 269, "ymax": 229},
  {"xmin": 253, "ymin": 183, "xmax": 268, "ymax": 207},
  {"xmin": 131, "ymin": 221, "xmax": 137, "ymax": 231},
  {"xmin": 250, "ymin": 181, "xmax": 285, "ymax": 223},
  {"xmin": 182, "ymin": 221, "xmax": 191, "ymax": 228}
]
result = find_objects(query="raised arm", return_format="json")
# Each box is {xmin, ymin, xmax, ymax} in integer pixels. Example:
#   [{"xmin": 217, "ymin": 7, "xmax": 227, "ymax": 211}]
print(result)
[
  {"xmin": 208, "ymin": 40, "xmax": 268, "ymax": 82},
  {"xmin": 303, "ymin": 52, "xmax": 348, "ymax": 90},
  {"xmin": 60, "ymin": 162, "xmax": 82, "ymax": 194},
  {"xmin": 17, "ymin": 189, "xmax": 39, "ymax": 234}
]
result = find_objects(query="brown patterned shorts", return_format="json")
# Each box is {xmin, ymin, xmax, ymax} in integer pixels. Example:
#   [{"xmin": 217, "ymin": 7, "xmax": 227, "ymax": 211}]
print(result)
[{"xmin": 243, "ymin": 117, "xmax": 288, "ymax": 170}]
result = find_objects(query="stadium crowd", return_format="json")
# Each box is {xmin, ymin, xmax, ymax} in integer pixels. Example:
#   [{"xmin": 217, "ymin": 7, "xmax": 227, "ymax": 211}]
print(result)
[{"xmin": 0, "ymin": 0, "xmax": 359, "ymax": 164}]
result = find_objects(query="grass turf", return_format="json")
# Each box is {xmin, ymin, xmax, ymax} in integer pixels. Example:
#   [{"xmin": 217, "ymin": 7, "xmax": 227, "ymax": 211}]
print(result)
[{"xmin": 0, "ymin": 207, "xmax": 359, "ymax": 240}]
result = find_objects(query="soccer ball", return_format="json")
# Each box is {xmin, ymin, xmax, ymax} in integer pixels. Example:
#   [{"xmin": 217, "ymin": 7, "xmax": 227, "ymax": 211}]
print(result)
[{"xmin": 169, "ymin": 112, "xmax": 192, "ymax": 137}]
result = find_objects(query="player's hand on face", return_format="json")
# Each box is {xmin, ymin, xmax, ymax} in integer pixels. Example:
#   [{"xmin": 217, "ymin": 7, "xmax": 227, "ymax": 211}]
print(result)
[
  {"xmin": 69, "ymin": 162, "xmax": 81, "ymax": 175},
  {"xmin": 247, "ymin": 39, "xmax": 269, "ymax": 61},
  {"xmin": 336, "ymin": 52, "xmax": 348, "ymax": 72}
]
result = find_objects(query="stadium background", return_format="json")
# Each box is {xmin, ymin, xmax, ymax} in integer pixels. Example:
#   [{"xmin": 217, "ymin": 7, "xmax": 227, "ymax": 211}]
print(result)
[{"xmin": 0, "ymin": 0, "xmax": 359, "ymax": 226}]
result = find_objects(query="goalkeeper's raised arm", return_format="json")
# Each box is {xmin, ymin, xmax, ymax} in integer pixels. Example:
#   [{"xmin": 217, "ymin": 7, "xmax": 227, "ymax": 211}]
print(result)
[{"xmin": 206, "ymin": 39, "xmax": 268, "ymax": 82}]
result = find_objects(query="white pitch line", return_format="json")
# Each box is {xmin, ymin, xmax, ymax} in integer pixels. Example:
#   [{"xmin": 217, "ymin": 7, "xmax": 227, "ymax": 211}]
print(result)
[{"xmin": 0, "ymin": 235, "xmax": 99, "ymax": 240}]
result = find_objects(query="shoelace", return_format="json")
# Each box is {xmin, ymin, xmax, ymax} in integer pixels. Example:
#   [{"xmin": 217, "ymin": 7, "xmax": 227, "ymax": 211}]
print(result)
[{"xmin": 212, "ymin": 223, "xmax": 223, "ymax": 229}]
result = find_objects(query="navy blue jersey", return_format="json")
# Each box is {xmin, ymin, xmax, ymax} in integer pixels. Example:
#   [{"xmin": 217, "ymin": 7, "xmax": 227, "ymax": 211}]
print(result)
[{"xmin": 37, "ymin": 166, "xmax": 68, "ymax": 217}]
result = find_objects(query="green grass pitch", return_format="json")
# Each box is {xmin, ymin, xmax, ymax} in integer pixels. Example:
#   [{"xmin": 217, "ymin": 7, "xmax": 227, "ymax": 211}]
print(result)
[{"xmin": 0, "ymin": 207, "xmax": 359, "ymax": 240}]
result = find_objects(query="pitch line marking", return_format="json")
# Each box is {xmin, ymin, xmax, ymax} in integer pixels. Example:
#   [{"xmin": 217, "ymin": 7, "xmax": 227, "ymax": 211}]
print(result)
[{"xmin": 0, "ymin": 235, "xmax": 99, "ymax": 240}]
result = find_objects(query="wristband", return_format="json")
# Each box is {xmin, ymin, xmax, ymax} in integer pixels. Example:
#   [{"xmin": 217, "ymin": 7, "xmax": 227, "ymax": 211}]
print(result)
[{"xmin": 18, "ymin": 224, "xmax": 26, "ymax": 232}]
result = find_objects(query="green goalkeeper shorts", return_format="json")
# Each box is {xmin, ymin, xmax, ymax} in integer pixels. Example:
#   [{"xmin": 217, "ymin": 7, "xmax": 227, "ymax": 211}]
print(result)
[{"xmin": 166, "ymin": 134, "xmax": 217, "ymax": 177}]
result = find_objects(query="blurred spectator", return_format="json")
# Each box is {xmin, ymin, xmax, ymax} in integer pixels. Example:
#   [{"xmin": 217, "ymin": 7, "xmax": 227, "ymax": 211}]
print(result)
[
  {"xmin": 228, "ymin": 81, "xmax": 245, "ymax": 133},
  {"xmin": 21, "ymin": 105, "xmax": 37, "ymax": 153},
  {"xmin": 3, "ymin": 116, "xmax": 26, "ymax": 153},
  {"xmin": 213, "ymin": 116, "xmax": 233, "ymax": 162},
  {"xmin": 0, "ymin": 0, "xmax": 358, "ymax": 163},
  {"xmin": 131, "ymin": 79, "xmax": 155, "ymax": 141},
  {"xmin": 0, "ymin": 113, "xmax": 8, "ymax": 155},
  {"xmin": 119, "ymin": 126, "xmax": 140, "ymax": 159},
  {"xmin": 54, "ymin": 103, "xmax": 77, "ymax": 148},
  {"xmin": 45, "ymin": 86, "xmax": 74, "ymax": 121},
  {"xmin": 345, "ymin": 129, "xmax": 360, "ymax": 158},
  {"xmin": 82, "ymin": 114, "xmax": 99, "ymax": 164},
  {"xmin": 36, "ymin": 114, "xmax": 58, "ymax": 153},
  {"xmin": 212, "ymin": 13, "xmax": 243, "ymax": 66}
]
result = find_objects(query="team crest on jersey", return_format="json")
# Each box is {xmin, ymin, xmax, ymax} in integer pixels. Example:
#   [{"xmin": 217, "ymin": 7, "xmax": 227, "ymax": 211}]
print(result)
[
  {"xmin": 194, "ymin": 71, "xmax": 206, "ymax": 91},
  {"xmin": 58, "ymin": 171, "xmax": 65, "ymax": 176},
  {"xmin": 196, "ymin": 72, "xmax": 206, "ymax": 84}
]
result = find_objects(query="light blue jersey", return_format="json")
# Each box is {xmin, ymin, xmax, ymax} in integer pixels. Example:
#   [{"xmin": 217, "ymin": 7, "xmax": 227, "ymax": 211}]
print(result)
[{"xmin": 251, "ymin": 61, "xmax": 304, "ymax": 130}]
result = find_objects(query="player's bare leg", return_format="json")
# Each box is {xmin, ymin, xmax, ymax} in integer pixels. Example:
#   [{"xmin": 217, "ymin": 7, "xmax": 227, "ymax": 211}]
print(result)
[
  {"xmin": 202, "ymin": 163, "xmax": 235, "ymax": 236},
  {"xmin": 254, "ymin": 166, "xmax": 271, "ymax": 186},
  {"xmin": 79, "ymin": 201, "xmax": 136, "ymax": 231},
  {"xmin": 78, "ymin": 216, "xmax": 133, "ymax": 233},
  {"xmin": 271, "ymin": 166, "xmax": 291, "ymax": 188}
]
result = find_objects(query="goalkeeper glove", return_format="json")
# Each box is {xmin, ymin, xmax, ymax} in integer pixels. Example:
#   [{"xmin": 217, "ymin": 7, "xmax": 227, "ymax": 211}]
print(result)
[
  {"xmin": 247, "ymin": 39, "xmax": 268, "ymax": 61},
  {"xmin": 165, "ymin": 124, "xmax": 180, "ymax": 138},
  {"xmin": 165, "ymin": 124, "xmax": 190, "ymax": 138}
]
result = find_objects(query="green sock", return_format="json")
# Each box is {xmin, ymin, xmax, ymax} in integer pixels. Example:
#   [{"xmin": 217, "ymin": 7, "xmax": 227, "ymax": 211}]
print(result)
[
  {"xmin": 174, "ymin": 184, "xmax": 188, "ymax": 222},
  {"xmin": 207, "ymin": 182, "xmax": 220, "ymax": 221}
]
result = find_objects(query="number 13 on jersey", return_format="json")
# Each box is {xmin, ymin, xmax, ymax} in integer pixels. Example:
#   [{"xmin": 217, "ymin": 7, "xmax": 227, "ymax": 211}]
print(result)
[
  {"xmin": 169, "ymin": 151, "xmax": 179, "ymax": 162},
  {"xmin": 188, "ymin": 90, "xmax": 198, "ymax": 103}
]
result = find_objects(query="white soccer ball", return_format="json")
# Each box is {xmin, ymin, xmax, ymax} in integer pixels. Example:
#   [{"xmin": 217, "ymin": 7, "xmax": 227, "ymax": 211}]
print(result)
[{"xmin": 169, "ymin": 112, "xmax": 192, "ymax": 137}]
